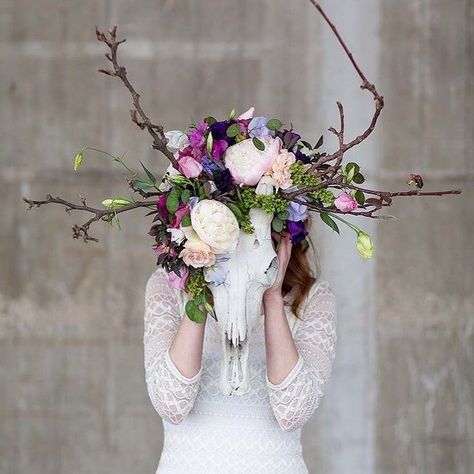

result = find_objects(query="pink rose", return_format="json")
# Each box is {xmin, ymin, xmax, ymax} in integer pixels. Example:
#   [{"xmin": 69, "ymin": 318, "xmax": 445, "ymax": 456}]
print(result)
[
  {"xmin": 179, "ymin": 239, "xmax": 216, "ymax": 268},
  {"xmin": 168, "ymin": 267, "xmax": 189, "ymax": 290},
  {"xmin": 334, "ymin": 192, "xmax": 358, "ymax": 212},
  {"xmin": 224, "ymin": 136, "xmax": 281, "ymax": 186},
  {"xmin": 270, "ymin": 150, "xmax": 296, "ymax": 189},
  {"xmin": 178, "ymin": 155, "xmax": 203, "ymax": 178}
]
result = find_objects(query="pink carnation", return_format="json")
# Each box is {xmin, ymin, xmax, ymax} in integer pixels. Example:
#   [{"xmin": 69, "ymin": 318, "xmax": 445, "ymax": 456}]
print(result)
[{"xmin": 270, "ymin": 150, "xmax": 296, "ymax": 189}]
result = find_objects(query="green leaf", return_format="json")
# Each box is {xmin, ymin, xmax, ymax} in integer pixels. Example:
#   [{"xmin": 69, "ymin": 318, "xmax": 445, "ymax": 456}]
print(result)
[
  {"xmin": 226, "ymin": 123, "xmax": 241, "ymax": 137},
  {"xmin": 354, "ymin": 190, "xmax": 365, "ymax": 205},
  {"xmin": 352, "ymin": 173, "xmax": 365, "ymax": 184},
  {"xmin": 346, "ymin": 166, "xmax": 356, "ymax": 182},
  {"xmin": 314, "ymin": 135, "xmax": 324, "ymax": 149},
  {"xmin": 227, "ymin": 203, "xmax": 243, "ymax": 222},
  {"xmin": 181, "ymin": 214, "xmax": 191, "ymax": 227},
  {"xmin": 166, "ymin": 188, "xmax": 179, "ymax": 213},
  {"xmin": 345, "ymin": 162, "xmax": 360, "ymax": 176},
  {"xmin": 252, "ymin": 137, "xmax": 265, "ymax": 151},
  {"xmin": 272, "ymin": 216, "xmax": 284, "ymax": 232},
  {"xmin": 320, "ymin": 212, "xmax": 340, "ymax": 234},
  {"xmin": 300, "ymin": 140, "xmax": 313, "ymax": 150},
  {"xmin": 114, "ymin": 214, "xmax": 122, "ymax": 230},
  {"xmin": 139, "ymin": 160, "xmax": 157, "ymax": 184},
  {"xmin": 198, "ymin": 184, "xmax": 206, "ymax": 200},
  {"xmin": 277, "ymin": 210, "xmax": 290, "ymax": 220},
  {"xmin": 131, "ymin": 179, "xmax": 154, "ymax": 191},
  {"xmin": 229, "ymin": 108, "xmax": 236, "ymax": 119},
  {"xmin": 181, "ymin": 189, "xmax": 191, "ymax": 203},
  {"xmin": 266, "ymin": 118, "xmax": 283, "ymax": 131},
  {"xmin": 204, "ymin": 116, "xmax": 217, "ymax": 126},
  {"xmin": 185, "ymin": 299, "xmax": 206, "ymax": 323}
]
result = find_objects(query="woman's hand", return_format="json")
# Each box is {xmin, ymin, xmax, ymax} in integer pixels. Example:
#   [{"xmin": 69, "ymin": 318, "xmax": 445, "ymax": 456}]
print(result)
[{"xmin": 264, "ymin": 232, "xmax": 292, "ymax": 301}]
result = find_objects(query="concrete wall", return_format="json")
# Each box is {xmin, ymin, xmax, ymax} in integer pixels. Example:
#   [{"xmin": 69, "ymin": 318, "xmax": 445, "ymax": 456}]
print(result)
[{"xmin": 1, "ymin": 1, "xmax": 472, "ymax": 473}]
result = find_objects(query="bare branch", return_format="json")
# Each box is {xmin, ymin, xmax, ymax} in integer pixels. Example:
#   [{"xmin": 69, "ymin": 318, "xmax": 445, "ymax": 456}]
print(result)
[
  {"xmin": 95, "ymin": 25, "xmax": 178, "ymax": 168},
  {"xmin": 306, "ymin": 1, "xmax": 384, "ymax": 174},
  {"xmin": 22, "ymin": 194, "xmax": 158, "ymax": 242}
]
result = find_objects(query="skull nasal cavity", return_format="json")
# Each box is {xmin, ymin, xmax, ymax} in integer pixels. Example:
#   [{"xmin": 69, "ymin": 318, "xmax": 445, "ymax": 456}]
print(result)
[{"xmin": 253, "ymin": 239, "xmax": 260, "ymax": 249}]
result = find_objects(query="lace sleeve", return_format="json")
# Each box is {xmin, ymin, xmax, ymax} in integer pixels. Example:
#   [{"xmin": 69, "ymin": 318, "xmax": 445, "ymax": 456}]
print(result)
[
  {"xmin": 266, "ymin": 280, "xmax": 337, "ymax": 431},
  {"xmin": 143, "ymin": 267, "xmax": 202, "ymax": 424}
]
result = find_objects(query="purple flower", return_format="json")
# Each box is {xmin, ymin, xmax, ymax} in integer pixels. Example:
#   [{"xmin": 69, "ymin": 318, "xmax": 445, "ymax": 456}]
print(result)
[
  {"xmin": 287, "ymin": 220, "xmax": 308, "ymax": 244},
  {"xmin": 202, "ymin": 156, "xmax": 220, "ymax": 174},
  {"xmin": 287, "ymin": 201, "xmax": 309, "ymax": 222},
  {"xmin": 294, "ymin": 148, "xmax": 311, "ymax": 164},
  {"xmin": 157, "ymin": 193, "xmax": 169, "ymax": 220},
  {"xmin": 248, "ymin": 116, "xmax": 274, "ymax": 138},
  {"xmin": 281, "ymin": 129, "xmax": 301, "ymax": 150},
  {"xmin": 212, "ymin": 139, "xmax": 228, "ymax": 160},
  {"xmin": 214, "ymin": 168, "xmax": 232, "ymax": 193},
  {"xmin": 189, "ymin": 121, "xmax": 208, "ymax": 148},
  {"xmin": 210, "ymin": 120, "xmax": 237, "ymax": 146}
]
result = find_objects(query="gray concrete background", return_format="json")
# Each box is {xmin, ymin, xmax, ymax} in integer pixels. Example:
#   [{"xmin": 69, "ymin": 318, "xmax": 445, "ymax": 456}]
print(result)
[{"xmin": 1, "ymin": 1, "xmax": 472, "ymax": 473}]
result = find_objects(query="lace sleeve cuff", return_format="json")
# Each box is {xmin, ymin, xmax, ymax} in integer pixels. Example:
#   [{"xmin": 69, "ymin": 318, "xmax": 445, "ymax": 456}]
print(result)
[
  {"xmin": 165, "ymin": 347, "xmax": 203, "ymax": 384},
  {"xmin": 265, "ymin": 352, "xmax": 304, "ymax": 390}
]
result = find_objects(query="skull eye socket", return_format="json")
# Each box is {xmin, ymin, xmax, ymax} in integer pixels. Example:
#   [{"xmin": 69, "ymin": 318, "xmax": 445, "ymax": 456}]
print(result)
[{"xmin": 265, "ymin": 256, "xmax": 278, "ymax": 286}]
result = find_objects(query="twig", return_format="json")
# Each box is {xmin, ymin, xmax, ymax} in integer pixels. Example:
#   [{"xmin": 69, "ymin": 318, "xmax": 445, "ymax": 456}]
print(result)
[
  {"xmin": 306, "ymin": 1, "xmax": 384, "ymax": 174},
  {"xmin": 23, "ymin": 194, "xmax": 157, "ymax": 242},
  {"xmin": 95, "ymin": 26, "xmax": 178, "ymax": 168}
]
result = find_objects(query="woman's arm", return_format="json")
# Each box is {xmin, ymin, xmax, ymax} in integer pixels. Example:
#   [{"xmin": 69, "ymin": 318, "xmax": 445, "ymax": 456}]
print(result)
[
  {"xmin": 143, "ymin": 267, "xmax": 206, "ymax": 424},
  {"xmin": 263, "ymin": 234, "xmax": 337, "ymax": 431}
]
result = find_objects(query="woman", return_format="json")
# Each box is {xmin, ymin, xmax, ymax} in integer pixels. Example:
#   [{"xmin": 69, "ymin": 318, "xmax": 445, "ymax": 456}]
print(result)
[{"xmin": 143, "ymin": 228, "xmax": 337, "ymax": 474}]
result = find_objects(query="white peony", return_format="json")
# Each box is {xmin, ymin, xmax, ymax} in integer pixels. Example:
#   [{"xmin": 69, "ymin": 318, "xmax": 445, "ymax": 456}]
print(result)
[
  {"xmin": 164, "ymin": 130, "xmax": 189, "ymax": 153},
  {"xmin": 190, "ymin": 200, "xmax": 240, "ymax": 254},
  {"xmin": 223, "ymin": 136, "xmax": 282, "ymax": 186}
]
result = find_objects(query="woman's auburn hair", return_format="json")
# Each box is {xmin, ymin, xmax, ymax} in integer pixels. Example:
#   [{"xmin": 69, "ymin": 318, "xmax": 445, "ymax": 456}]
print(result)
[{"xmin": 281, "ymin": 219, "xmax": 320, "ymax": 319}]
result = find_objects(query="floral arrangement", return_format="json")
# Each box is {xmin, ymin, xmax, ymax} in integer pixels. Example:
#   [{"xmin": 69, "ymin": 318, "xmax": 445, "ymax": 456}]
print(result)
[
  {"xmin": 145, "ymin": 106, "xmax": 376, "ymax": 320},
  {"xmin": 23, "ymin": 4, "xmax": 462, "ymax": 323}
]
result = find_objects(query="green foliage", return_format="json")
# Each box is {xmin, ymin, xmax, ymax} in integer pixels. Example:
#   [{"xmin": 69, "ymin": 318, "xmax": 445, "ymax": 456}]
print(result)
[
  {"xmin": 166, "ymin": 188, "xmax": 180, "ymax": 213},
  {"xmin": 185, "ymin": 299, "xmax": 206, "ymax": 323},
  {"xmin": 252, "ymin": 137, "xmax": 265, "ymax": 151},
  {"xmin": 290, "ymin": 161, "xmax": 320, "ymax": 187},
  {"xmin": 266, "ymin": 118, "xmax": 283, "ymax": 131},
  {"xmin": 320, "ymin": 212, "xmax": 340, "ymax": 234},
  {"xmin": 187, "ymin": 269, "xmax": 206, "ymax": 298},
  {"xmin": 240, "ymin": 187, "xmax": 288, "ymax": 214},
  {"xmin": 226, "ymin": 123, "xmax": 241, "ymax": 137}
]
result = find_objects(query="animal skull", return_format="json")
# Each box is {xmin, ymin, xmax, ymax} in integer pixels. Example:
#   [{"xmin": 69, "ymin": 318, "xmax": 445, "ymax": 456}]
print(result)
[{"xmin": 207, "ymin": 182, "xmax": 278, "ymax": 395}]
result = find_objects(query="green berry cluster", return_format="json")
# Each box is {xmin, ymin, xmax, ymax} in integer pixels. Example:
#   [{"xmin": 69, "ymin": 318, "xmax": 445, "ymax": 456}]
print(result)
[
  {"xmin": 309, "ymin": 188, "xmax": 335, "ymax": 204},
  {"xmin": 240, "ymin": 213, "xmax": 254, "ymax": 234},
  {"xmin": 290, "ymin": 161, "xmax": 335, "ymax": 204},
  {"xmin": 290, "ymin": 161, "xmax": 321, "ymax": 187},
  {"xmin": 187, "ymin": 269, "xmax": 206, "ymax": 298},
  {"xmin": 240, "ymin": 187, "xmax": 288, "ymax": 214}
]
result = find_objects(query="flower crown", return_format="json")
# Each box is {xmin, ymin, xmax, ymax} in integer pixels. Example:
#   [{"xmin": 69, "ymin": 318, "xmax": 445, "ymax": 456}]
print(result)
[{"xmin": 23, "ymin": 8, "xmax": 462, "ymax": 324}]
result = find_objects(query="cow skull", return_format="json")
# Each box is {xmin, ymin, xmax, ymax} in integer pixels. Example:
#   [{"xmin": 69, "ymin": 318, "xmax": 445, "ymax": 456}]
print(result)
[{"xmin": 206, "ymin": 182, "xmax": 278, "ymax": 395}]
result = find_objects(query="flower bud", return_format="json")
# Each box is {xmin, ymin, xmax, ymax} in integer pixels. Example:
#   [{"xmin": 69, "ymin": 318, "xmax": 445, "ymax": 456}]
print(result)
[
  {"xmin": 356, "ymin": 231, "xmax": 374, "ymax": 258},
  {"xmin": 102, "ymin": 198, "xmax": 133, "ymax": 209}
]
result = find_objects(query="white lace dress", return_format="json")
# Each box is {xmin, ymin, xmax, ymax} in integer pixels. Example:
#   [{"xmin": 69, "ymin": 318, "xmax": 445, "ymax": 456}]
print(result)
[{"xmin": 143, "ymin": 267, "xmax": 337, "ymax": 474}]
